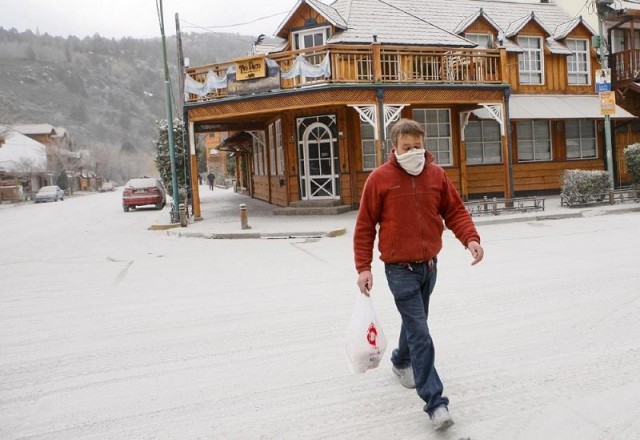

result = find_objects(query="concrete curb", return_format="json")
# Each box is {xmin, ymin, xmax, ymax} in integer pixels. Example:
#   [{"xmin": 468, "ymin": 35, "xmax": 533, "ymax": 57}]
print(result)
[
  {"xmin": 474, "ymin": 205, "xmax": 639, "ymax": 226},
  {"xmin": 165, "ymin": 227, "xmax": 347, "ymax": 240},
  {"xmin": 157, "ymin": 204, "xmax": 639, "ymax": 240}
]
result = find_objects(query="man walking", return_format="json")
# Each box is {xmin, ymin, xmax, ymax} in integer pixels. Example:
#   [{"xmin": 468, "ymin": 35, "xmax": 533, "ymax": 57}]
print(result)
[
  {"xmin": 353, "ymin": 118, "xmax": 484, "ymax": 431},
  {"xmin": 207, "ymin": 171, "xmax": 215, "ymax": 190}
]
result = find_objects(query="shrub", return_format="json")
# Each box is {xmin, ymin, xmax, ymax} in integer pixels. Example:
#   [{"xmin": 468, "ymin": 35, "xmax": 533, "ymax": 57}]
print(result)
[
  {"xmin": 561, "ymin": 169, "xmax": 611, "ymax": 205},
  {"xmin": 624, "ymin": 143, "xmax": 640, "ymax": 187}
]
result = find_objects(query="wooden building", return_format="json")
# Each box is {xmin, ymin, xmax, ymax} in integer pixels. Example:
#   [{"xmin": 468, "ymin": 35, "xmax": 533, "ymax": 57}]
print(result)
[
  {"xmin": 184, "ymin": 0, "xmax": 637, "ymax": 210},
  {"xmin": 602, "ymin": 0, "xmax": 640, "ymax": 184}
]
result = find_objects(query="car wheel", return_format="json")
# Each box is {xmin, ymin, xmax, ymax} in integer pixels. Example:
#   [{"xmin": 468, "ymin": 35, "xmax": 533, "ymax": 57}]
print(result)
[
  {"xmin": 156, "ymin": 203, "xmax": 163, "ymax": 210},
  {"xmin": 123, "ymin": 206, "xmax": 129, "ymax": 212}
]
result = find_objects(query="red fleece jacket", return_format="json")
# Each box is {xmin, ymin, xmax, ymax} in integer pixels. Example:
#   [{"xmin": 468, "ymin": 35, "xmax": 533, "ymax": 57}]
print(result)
[{"xmin": 354, "ymin": 150, "xmax": 480, "ymax": 273}]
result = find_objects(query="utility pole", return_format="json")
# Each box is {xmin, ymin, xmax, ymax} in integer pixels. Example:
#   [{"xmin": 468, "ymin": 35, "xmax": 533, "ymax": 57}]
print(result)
[
  {"xmin": 596, "ymin": 0, "xmax": 616, "ymax": 189},
  {"xmin": 175, "ymin": 13, "xmax": 201, "ymax": 220},
  {"xmin": 158, "ymin": 0, "xmax": 180, "ymax": 222}
]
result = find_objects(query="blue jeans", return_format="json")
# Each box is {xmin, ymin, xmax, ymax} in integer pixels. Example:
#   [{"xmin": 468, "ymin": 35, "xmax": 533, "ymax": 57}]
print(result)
[{"xmin": 385, "ymin": 259, "xmax": 448, "ymax": 416}]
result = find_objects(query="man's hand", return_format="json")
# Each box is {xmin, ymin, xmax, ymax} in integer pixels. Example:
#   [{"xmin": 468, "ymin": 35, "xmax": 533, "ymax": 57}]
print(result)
[
  {"xmin": 357, "ymin": 270, "xmax": 373, "ymax": 296},
  {"xmin": 467, "ymin": 241, "xmax": 484, "ymax": 266}
]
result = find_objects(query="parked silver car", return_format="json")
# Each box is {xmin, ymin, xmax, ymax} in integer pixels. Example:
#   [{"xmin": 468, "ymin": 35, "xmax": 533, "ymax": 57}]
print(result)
[{"xmin": 34, "ymin": 185, "xmax": 65, "ymax": 203}]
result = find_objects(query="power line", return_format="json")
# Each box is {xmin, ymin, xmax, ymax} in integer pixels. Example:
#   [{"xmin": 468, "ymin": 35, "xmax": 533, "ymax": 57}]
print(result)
[{"xmin": 181, "ymin": 10, "xmax": 288, "ymax": 32}]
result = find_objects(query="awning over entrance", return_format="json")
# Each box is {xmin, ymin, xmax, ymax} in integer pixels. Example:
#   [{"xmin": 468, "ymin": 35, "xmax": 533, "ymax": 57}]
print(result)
[
  {"xmin": 474, "ymin": 95, "xmax": 636, "ymax": 120},
  {"xmin": 215, "ymin": 131, "xmax": 253, "ymax": 154}
]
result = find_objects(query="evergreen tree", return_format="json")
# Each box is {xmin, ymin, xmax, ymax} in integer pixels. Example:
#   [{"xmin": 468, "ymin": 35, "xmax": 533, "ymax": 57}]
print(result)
[
  {"xmin": 154, "ymin": 119, "xmax": 187, "ymax": 198},
  {"xmin": 56, "ymin": 169, "xmax": 69, "ymax": 190}
]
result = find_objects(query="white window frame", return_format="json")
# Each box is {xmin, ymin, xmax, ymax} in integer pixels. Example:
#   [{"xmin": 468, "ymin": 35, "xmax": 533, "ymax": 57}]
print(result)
[
  {"xmin": 518, "ymin": 36, "xmax": 544, "ymax": 85},
  {"xmin": 275, "ymin": 119, "xmax": 284, "ymax": 175},
  {"xmin": 293, "ymin": 26, "xmax": 329, "ymax": 50},
  {"xmin": 268, "ymin": 123, "xmax": 276, "ymax": 176},
  {"xmin": 465, "ymin": 120, "xmax": 502, "ymax": 164},
  {"xmin": 516, "ymin": 120, "xmax": 552, "ymax": 162},
  {"xmin": 567, "ymin": 38, "xmax": 590, "ymax": 85},
  {"xmin": 412, "ymin": 108, "xmax": 453, "ymax": 166},
  {"xmin": 465, "ymin": 33, "xmax": 492, "ymax": 48},
  {"xmin": 360, "ymin": 120, "xmax": 377, "ymax": 171},
  {"xmin": 252, "ymin": 132, "xmax": 266, "ymax": 176},
  {"xmin": 566, "ymin": 120, "xmax": 597, "ymax": 160}
]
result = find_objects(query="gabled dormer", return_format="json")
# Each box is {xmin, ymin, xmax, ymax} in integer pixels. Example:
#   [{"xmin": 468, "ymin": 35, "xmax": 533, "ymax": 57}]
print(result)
[
  {"xmin": 274, "ymin": 0, "xmax": 348, "ymax": 51},
  {"xmin": 554, "ymin": 17, "xmax": 597, "ymax": 86},
  {"xmin": 454, "ymin": 8, "xmax": 502, "ymax": 48}
]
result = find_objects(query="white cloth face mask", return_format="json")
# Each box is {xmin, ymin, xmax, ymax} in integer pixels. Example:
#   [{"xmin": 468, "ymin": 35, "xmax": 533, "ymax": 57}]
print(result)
[{"xmin": 396, "ymin": 149, "xmax": 426, "ymax": 176}]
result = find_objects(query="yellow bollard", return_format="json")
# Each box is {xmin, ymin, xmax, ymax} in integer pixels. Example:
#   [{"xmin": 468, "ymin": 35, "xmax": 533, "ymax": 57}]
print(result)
[{"xmin": 239, "ymin": 204, "xmax": 251, "ymax": 230}]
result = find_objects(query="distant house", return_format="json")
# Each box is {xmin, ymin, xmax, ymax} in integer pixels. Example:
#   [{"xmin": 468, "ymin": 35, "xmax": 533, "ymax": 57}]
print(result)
[
  {"xmin": 184, "ymin": 0, "xmax": 638, "ymax": 209},
  {"xmin": 0, "ymin": 126, "xmax": 50, "ymax": 200},
  {"xmin": 12, "ymin": 123, "xmax": 70, "ymax": 172}
]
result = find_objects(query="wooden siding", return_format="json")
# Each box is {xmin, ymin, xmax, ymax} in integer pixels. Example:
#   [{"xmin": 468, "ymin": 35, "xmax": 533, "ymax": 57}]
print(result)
[
  {"xmin": 508, "ymin": 22, "xmax": 600, "ymax": 94},
  {"xmin": 614, "ymin": 123, "xmax": 640, "ymax": 186},
  {"xmin": 252, "ymin": 175, "xmax": 270, "ymax": 202}
]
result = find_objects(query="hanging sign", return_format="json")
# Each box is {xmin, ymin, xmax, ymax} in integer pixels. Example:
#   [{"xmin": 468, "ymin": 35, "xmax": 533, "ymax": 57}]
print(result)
[
  {"xmin": 599, "ymin": 91, "xmax": 616, "ymax": 115},
  {"xmin": 235, "ymin": 56, "xmax": 267, "ymax": 81}
]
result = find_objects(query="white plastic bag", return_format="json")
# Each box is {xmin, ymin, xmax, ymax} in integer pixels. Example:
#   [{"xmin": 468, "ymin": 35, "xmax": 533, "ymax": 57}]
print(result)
[{"xmin": 345, "ymin": 293, "xmax": 388, "ymax": 374}]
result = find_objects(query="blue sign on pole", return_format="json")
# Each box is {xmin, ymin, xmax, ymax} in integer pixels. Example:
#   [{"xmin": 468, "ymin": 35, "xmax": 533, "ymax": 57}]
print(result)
[{"xmin": 595, "ymin": 68, "xmax": 611, "ymax": 93}]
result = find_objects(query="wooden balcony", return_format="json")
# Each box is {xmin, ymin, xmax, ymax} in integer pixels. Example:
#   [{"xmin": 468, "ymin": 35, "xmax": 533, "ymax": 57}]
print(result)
[
  {"xmin": 185, "ymin": 44, "xmax": 504, "ymax": 104},
  {"xmin": 611, "ymin": 49, "xmax": 640, "ymax": 83}
]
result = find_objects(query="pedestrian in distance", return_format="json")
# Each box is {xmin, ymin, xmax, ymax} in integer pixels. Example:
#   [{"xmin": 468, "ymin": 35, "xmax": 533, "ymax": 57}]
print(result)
[
  {"xmin": 207, "ymin": 172, "xmax": 215, "ymax": 190},
  {"xmin": 353, "ymin": 118, "xmax": 484, "ymax": 432}
]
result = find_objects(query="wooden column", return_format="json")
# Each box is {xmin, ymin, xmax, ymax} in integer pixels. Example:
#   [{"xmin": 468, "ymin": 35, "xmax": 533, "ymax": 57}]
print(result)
[{"xmin": 372, "ymin": 42, "xmax": 382, "ymax": 82}]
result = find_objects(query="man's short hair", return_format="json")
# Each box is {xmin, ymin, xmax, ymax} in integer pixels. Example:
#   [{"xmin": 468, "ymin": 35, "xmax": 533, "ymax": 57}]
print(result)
[{"xmin": 389, "ymin": 119, "xmax": 425, "ymax": 146}]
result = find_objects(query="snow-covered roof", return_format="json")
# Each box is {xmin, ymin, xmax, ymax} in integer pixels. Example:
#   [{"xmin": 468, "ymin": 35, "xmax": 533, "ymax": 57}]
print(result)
[
  {"xmin": 296, "ymin": 0, "xmax": 588, "ymax": 50},
  {"xmin": 0, "ymin": 126, "xmax": 47, "ymax": 172},
  {"xmin": 11, "ymin": 123, "xmax": 67, "ymax": 139}
]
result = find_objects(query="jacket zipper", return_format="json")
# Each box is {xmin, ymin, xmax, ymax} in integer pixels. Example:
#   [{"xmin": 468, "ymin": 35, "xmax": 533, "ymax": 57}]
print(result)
[{"xmin": 412, "ymin": 177, "xmax": 426, "ymax": 260}]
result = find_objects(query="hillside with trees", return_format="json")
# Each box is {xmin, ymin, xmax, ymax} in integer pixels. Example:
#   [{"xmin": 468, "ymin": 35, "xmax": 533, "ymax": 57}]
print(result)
[{"xmin": 0, "ymin": 27, "xmax": 254, "ymax": 182}]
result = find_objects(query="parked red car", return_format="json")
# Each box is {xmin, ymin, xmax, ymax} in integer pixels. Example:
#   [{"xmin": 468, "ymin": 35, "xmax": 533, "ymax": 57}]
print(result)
[{"xmin": 122, "ymin": 178, "xmax": 166, "ymax": 212}]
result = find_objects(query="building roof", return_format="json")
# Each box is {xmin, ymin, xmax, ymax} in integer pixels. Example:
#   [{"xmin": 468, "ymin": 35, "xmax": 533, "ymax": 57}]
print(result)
[
  {"xmin": 269, "ymin": 0, "xmax": 594, "ymax": 51},
  {"xmin": 0, "ymin": 126, "xmax": 47, "ymax": 172},
  {"xmin": 11, "ymin": 123, "xmax": 67, "ymax": 139},
  {"xmin": 275, "ymin": 0, "xmax": 348, "ymax": 38}
]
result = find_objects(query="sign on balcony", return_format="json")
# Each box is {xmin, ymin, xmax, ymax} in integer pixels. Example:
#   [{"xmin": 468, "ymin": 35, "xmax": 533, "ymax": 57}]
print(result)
[
  {"xmin": 228, "ymin": 59, "xmax": 280, "ymax": 96},
  {"xmin": 235, "ymin": 55, "xmax": 267, "ymax": 81}
]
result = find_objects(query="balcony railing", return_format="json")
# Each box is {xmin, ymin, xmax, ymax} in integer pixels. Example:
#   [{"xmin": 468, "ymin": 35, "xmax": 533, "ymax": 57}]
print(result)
[
  {"xmin": 185, "ymin": 44, "xmax": 503, "ymax": 103},
  {"xmin": 611, "ymin": 49, "xmax": 640, "ymax": 82}
]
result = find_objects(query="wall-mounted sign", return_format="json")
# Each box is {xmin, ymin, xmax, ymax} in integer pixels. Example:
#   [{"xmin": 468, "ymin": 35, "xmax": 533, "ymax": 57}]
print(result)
[
  {"xmin": 599, "ymin": 91, "xmax": 616, "ymax": 115},
  {"xmin": 235, "ymin": 56, "xmax": 267, "ymax": 81}
]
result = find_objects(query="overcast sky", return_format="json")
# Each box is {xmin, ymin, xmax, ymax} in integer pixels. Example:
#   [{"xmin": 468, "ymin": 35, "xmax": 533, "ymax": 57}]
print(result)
[{"xmin": 0, "ymin": 0, "xmax": 327, "ymax": 39}]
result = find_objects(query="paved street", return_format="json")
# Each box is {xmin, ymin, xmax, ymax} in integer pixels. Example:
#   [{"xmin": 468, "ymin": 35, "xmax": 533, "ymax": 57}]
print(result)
[{"xmin": 1, "ymin": 189, "xmax": 639, "ymax": 439}]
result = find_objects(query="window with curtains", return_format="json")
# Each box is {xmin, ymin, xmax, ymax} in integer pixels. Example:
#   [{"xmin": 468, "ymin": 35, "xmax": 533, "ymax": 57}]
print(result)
[
  {"xmin": 412, "ymin": 109, "xmax": 452, "ymax": 166},
  {"xmin": 516, "ymin": 120, "xmax": 551, "ymax": 162},
  {"xmin": 518, "ymin": 36, "xmax": 543, "ymax": 84},
  {"xmin": 567, "ymin": 39, "xmax": 590, "ymax": 85},
  {"xmin": 465, "ymin": 120, "xmax": 502, "ymax": 164},
  {"xmin": 566, "ymin": 120, "xmax": 597, "ymax": 159}
]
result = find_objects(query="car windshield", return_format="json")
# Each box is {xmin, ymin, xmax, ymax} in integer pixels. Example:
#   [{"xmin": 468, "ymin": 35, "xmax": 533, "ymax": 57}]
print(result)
[
  {"xmin": 39, "ymin": 186, "xmax": 57, "ymax": 193},
  {"xmin": 126, "ymin": 178, "xmax": 158, "ymax": 189}
]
